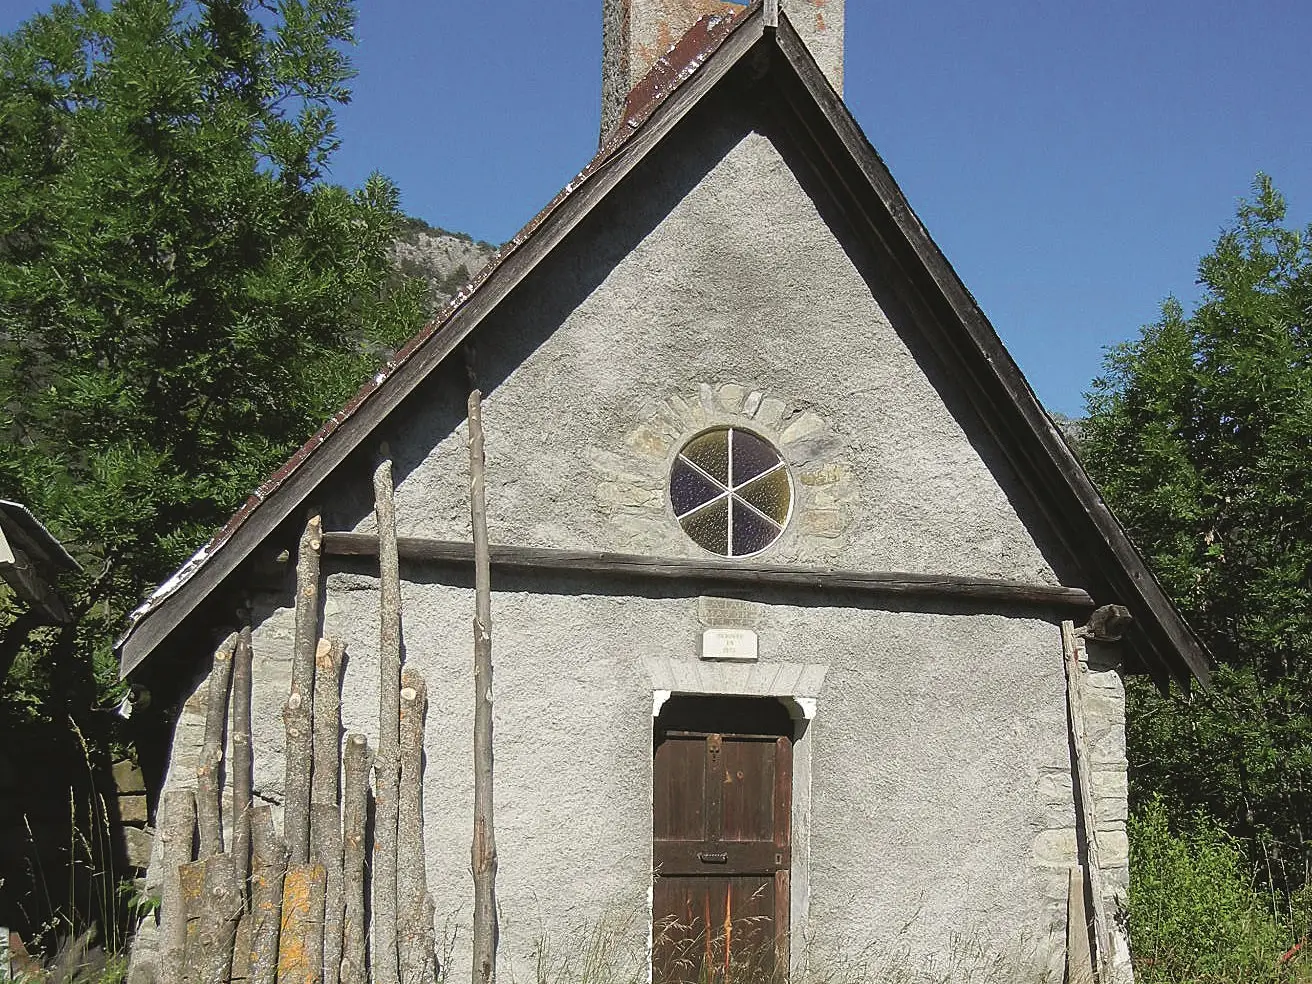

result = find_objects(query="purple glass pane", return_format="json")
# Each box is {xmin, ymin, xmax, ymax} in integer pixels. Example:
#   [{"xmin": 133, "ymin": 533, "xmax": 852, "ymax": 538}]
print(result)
[
  {"xmin": 670, "ymin": 460, "xmax": 724, "ymax": 517},
  {"xmin": 730, "ymin": 498, "xmax": 782, "ymax": 556},
  {"xmin": 731, "ymin": 429, "xmax": 782, "ymax": 486}
]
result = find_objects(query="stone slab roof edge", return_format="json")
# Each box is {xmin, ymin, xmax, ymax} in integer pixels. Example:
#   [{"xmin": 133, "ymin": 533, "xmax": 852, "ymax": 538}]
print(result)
[
  {"xmin": 0, "ymin": 499, "xmax": 81, "ymax": 573},
  {"xmin": 116, "ymin": 0, "xmax": 1210, "ymax": 689}
]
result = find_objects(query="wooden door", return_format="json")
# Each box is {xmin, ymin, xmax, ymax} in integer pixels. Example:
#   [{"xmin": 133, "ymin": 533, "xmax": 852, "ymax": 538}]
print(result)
[{"xmin": 653, "ymin": 709, "xmax": 792, "ymax": 984}]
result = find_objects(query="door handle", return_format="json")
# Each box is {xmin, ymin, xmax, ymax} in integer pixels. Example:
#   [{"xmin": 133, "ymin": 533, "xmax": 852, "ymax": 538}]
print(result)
[{"xmin": 697, "ymin": 852, "xmax": 728, "ymax": 864}]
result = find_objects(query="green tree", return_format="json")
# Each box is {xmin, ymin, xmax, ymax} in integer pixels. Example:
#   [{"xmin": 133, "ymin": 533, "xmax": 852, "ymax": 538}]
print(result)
[
  {"xmin": 0, "ymin": 0, "xmax": 426, "ymax": 717},
  {"xmin": 1081, "ymin": 175, "xmax": 1312, "ymax": 894},
  {"xmin": 0, "ymin": 0, "xmax": 427, "ymax": 941}
]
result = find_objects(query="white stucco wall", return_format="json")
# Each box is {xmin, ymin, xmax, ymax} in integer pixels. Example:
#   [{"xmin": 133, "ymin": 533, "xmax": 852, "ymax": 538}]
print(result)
[{"xmin": 131, "ymin": 93, "xmax": 1126, "ymax": 984}]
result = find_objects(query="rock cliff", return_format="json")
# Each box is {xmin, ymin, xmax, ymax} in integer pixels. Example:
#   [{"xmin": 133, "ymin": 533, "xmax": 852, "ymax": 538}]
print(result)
[{"xmin": 393, "ymin": 218, "xmax": 498, "ymax": 312}]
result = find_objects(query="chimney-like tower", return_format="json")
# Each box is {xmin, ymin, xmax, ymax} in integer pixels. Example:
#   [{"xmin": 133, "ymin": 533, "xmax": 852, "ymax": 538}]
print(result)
[{"xmin": 601, "ymin": 0, "xmax": 844, "ymax": 139}]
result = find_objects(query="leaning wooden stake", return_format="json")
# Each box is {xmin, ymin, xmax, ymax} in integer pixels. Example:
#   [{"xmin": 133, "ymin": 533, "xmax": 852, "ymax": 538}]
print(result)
[
  {"xmin": 248, "ymin": 807, "xmax": 288, "ymax": 984},
  {"xmin": 373, "ymin": 451, "xmax": 403, "ymax": 984},
  {"xmin": 468, "ymin": 390, "xmax": 498, "ymax": 984},
  {"xmin": 232, "ymin": 624, "xmax": 254, "ymax": 894},
  {"xmin": 158, "ymin": 789, "xmax": 198, "ymax": 984},
  {"xmin": 197, "ymin": 633, "xmax": 237, "ymax": 860},
  {"xmin": 340, "ymin": 734, "xmax": 372, "ymax": 984},
  {"xmin": 399, "ymin": 668, "xmax": 436, "ymax": 983},
  {"xmin": 277, "ymin": 863, "xmax": 327, "ymax": 984},
  {"xmin": 312, "ymin": 638, "xmax": 345, "ymax": 984},
  {"xmin": 1066, "ymin": 864, "xmax": 1095, "ymax": 984},
  {"xmin": 1063, "ymin": 620, "xmax": 1111, "ymax": 983},
  {"xmin": 286, "ymin": 512, "xmax": 323, "ymax": 866}
]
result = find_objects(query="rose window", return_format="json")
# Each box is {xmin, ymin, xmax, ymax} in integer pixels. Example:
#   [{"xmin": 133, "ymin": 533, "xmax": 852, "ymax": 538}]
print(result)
[{"xmin": 669, "ymin": 427, "xmax": 793, "ymax": 557}]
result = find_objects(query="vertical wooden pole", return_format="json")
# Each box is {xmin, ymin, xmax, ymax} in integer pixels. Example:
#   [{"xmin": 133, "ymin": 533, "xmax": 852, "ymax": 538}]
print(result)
[
  {"xmin": 232, "ymin": 625, "xmax": 254, "ymax": 893},
  {"xmin": 248, "ymin": 806, "xmax": 287, "ymax": 984},
  {"xmin": 398, "ymin": 668, "xmax": 435, "ymax": 983},
  {"xmin": 278, "ymin": 864, "xmax": 328, "ymax": 984},
  {"xmin": 373, "ymin": 451, "xmax": 402, "ymax": 984},
  {"xmin": 196, "ymin": 854, "xmax": 241, "ymax": 984},
  {"xmin": 1066, "ymin": 864, "xmax": 1095, "ymax": 984},
  {"xmin": 287, "ymin": 512, "xmax": 323, "ymax": 866},
  {"xmin": 340, "ymin": 734, "xmax": 372, "ymax": 984},
  {"xmin": 468, "ymin": 390, "xmax": 498, "ymax": 984},
  {"xmin": 312, "ymin": 638, "xmax": 345, "ymax": 984},
  {"xmin": 230, "ymin": 623, "xmax": 255, "ymax": 983},
  {"xmin": 179, "ymin": 860, "xmax": 208, "ymax": 983},
  {"xmin": 311, "ymin": 638, "xmax": 343, "ymax": 809},
  {"xmin": 197, "ymin": 633, "xmax": 237, "ymax": 860},
  {"xmin": 158, "ymin": 789, "xmax": 198, "ymax": 984},
  {"xmin": 1063, "ymin": 620, "xmax": 1111, "ymax": 983}
]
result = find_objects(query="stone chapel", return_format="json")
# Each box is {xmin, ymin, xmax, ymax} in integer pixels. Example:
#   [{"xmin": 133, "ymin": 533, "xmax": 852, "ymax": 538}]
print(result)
[{"xmin": 121, "ymin": 2, "xmax": 1209, "ymax": 982}]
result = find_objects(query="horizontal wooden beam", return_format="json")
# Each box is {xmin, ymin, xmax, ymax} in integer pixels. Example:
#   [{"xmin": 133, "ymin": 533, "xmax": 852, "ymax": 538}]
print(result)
[{"xmin": 321, "ymin": 532, "xmax": 1094, "ymax": 611}]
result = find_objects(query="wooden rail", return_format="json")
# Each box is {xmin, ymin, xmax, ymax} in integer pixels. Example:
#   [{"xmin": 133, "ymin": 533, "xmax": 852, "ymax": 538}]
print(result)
[{"xmin": 320, "ymin": 532, "xmax": 1095, "ymax": 611}]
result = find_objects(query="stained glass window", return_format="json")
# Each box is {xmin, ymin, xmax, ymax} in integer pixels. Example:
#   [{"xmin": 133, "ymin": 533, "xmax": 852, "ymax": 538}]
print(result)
[{"xmin": 669, "ymin": 427, "xmax": 792, "ymax": 557}]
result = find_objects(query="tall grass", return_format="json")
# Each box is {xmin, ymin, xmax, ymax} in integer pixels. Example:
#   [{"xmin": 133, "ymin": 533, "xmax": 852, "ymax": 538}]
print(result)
[
  {"xmin": 1129, "ymin": 796, "xmax": 1310, "ymax": 983},
  {"xmin": 517, "ymin": 903, "xmax": 1057, "ymax": 984},
  {"xmin": 6, "ymin": 720, "xmax": 136, "ymax": 984}
]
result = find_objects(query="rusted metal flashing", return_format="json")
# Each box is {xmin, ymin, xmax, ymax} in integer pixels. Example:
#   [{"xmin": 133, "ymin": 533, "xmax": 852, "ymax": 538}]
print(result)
[{"xmin": 602, "ymin": 3, "xmax": 753, "ymax": 148}]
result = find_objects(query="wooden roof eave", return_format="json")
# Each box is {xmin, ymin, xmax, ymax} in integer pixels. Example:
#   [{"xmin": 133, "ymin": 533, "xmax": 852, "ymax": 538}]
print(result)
[
  {"xmin": 119, "ymin": 3, "xmax": 1211, "ymax": 692},
  {"xmin": 116, "ymin": 10, "xmax": 769, "ymax": 678},
  {"xmin": 766, "ymin": 17, "xmax": 1210, "ymax": 689}
]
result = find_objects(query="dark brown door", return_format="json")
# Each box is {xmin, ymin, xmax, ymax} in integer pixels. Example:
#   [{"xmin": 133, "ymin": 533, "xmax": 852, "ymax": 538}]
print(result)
[{"xmin": 653, "ymin": 699, "xmax": 792, "ymax": 984}]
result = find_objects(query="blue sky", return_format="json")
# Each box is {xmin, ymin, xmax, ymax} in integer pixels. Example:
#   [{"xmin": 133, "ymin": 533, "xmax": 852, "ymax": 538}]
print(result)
[{"xmin": 3, "ymin": 1, "xmax": 1309, "ymax": 416}]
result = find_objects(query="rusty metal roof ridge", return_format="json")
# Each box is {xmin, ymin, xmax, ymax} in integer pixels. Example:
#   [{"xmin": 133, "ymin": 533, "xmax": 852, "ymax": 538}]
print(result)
[{"xmin": 116, "ymin": 1, "xmax": 762, "ymax": 654}]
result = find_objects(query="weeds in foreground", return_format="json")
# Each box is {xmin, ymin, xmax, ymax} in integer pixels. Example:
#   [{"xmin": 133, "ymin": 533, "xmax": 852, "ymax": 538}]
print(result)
[
  {"xmin": 516, "ymin": 899, "xmax": 1057, "ymax": 984},
  {"xmin": 1129, "ymin": 797, "xmax": 1312, "ymax": 984},
  {"xmin": 6, "ymin": 722, "xmax": 138, "ymax": 984},
  {"xmin": 521, "ymin": 907, "xmax": 648, "ymax": 984}
]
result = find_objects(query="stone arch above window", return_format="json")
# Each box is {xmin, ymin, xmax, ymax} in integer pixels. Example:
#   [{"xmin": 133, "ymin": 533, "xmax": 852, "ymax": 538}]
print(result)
[
  {"xmin": 670, "ymin": 426, "xmax": 794, "ymax": 557},
  {"xmin": 591, "ymin": 382, "xmax": 858, "ymax": 560}
]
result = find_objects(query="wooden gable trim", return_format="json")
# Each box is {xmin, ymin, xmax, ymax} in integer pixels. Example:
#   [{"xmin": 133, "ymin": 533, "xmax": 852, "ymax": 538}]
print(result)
[
  {"xmin": 765, "ymin": 18, "xmax": 1209, "ymax": 687},
  {"xmin": 117, "ymin": 14, "xmax": 768, "ymax": 677},
  {"xmin": 321, "ymin": 531, "xmax": 1096, "ymax": 612},
  {"xmin": 120, "ymin": 3, "xmax": 1209, "ymax": 689}
]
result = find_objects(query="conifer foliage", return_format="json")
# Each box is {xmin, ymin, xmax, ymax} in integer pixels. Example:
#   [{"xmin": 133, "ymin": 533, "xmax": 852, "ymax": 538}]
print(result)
[
  {"xmin": 1082, "ymin": 175, "xmax": 1312, "ymax": 893},
  {"xmin": 0, "ymin": 0, "xmax": 427, "ymax": 717}
]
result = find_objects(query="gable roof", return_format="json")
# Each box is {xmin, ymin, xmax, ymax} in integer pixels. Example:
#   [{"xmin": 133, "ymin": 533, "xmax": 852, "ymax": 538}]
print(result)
[{"xmin": 117, "ymin": 1, "xmax": 1210, "ymax": 689}]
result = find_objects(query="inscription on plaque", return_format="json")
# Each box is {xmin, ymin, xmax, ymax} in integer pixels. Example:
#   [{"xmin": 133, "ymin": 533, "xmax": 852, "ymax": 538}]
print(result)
[{"xmin": 701, "ymin": 627, "xmax": 759, "ymax": 662}]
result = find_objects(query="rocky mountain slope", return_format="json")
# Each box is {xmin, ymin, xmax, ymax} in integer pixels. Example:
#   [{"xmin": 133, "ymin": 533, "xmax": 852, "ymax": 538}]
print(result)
[{"xmin": 393, "ymin": 217, "xmax": 498, "ymax": 312}]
